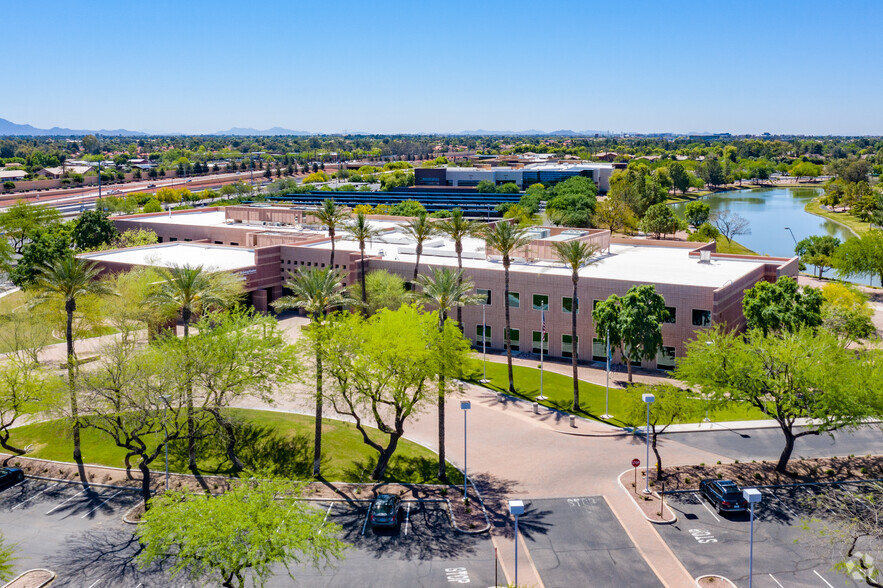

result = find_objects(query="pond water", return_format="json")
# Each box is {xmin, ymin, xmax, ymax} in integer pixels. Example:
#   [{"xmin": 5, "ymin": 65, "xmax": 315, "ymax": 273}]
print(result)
[{"xmin": 669, "ymin": 186, "xmax": 867, "ymax": 284}]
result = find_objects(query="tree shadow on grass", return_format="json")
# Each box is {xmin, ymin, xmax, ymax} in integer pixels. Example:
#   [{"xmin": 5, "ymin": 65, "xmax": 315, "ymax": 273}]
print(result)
[{"xmin": 342, "ymin": 455, "xmax": 464, "ymax": 485}]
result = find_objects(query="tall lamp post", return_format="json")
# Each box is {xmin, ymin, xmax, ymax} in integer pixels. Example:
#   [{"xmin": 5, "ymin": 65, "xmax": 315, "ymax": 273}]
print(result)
[
  {"xmin": 508, "ymin": 499, "xmax": 525, "ymax": 587},
  {"xmin": 743, "ymin": 488, "xmax": 762, "ymax": 588},
  {"xmin": 461, "ymin": 401, "xmax": 471, "ymax": 499},
  {"xmin": 480, "ymin": 302, "xmax": 489, "ymax": 383},
  {"xmin": 601, "ymin": 329, "xmax": 612, "ymax": 419},
  {"xmin": 642, "ymin": 393, "xmax": 655, "ymax": 494},
  {"xmin": 784, "ymin": 226, "xmax": 798, "ymax": 246}
]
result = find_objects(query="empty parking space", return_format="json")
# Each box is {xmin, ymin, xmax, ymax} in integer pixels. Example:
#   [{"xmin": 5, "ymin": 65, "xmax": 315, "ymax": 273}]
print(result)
[
  {"xmin": 657, "ymin": 484, "xmax": 864, "ymax": 587},
  {"xmin": 522, "ymin": 497, "xmax": 663, "ymax": 587}
]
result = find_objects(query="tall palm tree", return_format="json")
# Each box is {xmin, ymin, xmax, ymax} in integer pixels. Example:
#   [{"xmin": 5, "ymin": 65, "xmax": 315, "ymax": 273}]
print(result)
[
  {"xmin": 416, "ymin": 267, "xmax": 482, "ymax": 483},
  {"xmin": 273, "ymin": 268, "xmax": 351, "ymax": 478},
  {"xmin": 32, "ymin": 255, "xmax": 113, "ymax": 462},
  {"xmin": 313, "ymin": 199, "xmax": 351, "ymax": 268},
  {"xmin": 436, "ymin": 208, "xmax": 482, "ymax": 327},
  {"xmin": 152, "ymin": 264, "xmax": 244, "ymax": 469},
  {"xmin": 344, "ymin": 212, "xmax": 381, "ymax": 312},
  {"xmin": 553, "ymin": 240, "xmax": 601, "ymax": 412},
  {"xmin": 400, "ymin": 212, "xmax": 435, "ymax": 284},
  {"xmin": 483, "ymin": 221, "xmax": 532, "ymax": 394}
]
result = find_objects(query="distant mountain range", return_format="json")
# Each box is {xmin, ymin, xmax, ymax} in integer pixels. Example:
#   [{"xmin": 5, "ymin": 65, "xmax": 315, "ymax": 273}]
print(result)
[
  {"xmin": 0, "ymin": 118, "xmax": 146, "ymax": 137},
  {"xmin": 210, "ymin": 127, "xmax": 313, "ymax": 136},
  {"xmin": 456, "ymin": 129, "xmax": 609, "ymax": 136}
]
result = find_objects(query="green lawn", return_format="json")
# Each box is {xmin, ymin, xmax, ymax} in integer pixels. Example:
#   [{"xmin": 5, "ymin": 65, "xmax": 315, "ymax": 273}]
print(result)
[
  {"xmin": 10, "ymin": 408, "xmax": 461, "ymax": 485},
  {"xmin": 464, "ymin": 359, "xmax": 769, "ymax": 425},
  {"xmin": 804, "ymin": 198, "xmax": 865, "ymax": 237},
  {"xmin": 715, "ymin": 239, "xmax": 757, "ymax": 255}
]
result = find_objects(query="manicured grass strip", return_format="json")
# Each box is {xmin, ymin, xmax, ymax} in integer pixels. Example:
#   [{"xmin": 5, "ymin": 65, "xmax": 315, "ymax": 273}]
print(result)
[
  {"xmin": 10, "ymin": 408, "xmax": 461, "ymax": 485},
  {"xmin": 804, "ymin": 198, "xmax": 865, "ymax": 237},
  {"xmin": 715, "ymin": 239, "xmax": 757, "ymax": 255},
  {"xmin": 464, "ymin": 359, "xmax": 768, "ymax": 425}
]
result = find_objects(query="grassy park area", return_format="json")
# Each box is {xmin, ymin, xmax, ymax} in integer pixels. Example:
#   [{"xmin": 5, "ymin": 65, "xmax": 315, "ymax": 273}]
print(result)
[
  {"xmin": 804, "ymin": 198, "xmax": 865, "ymax": 237},
  {"xmin": 715, "ymin": 239, "xmax": 756, "ymax": 255},
  {"xmin": 9, "ymin": 408, "xmax": 461, "ymax": 485},
  {"xmin": 464, "ymin": 359, "xmax": 768, "ymax": 425}
]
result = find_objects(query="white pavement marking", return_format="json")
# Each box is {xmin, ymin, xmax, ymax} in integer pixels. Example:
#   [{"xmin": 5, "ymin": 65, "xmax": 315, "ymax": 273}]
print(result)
[
  {"xmin": 768, "ymin": 573, "xmax": 784, "ymax": 587},
  {"xmin": 764, "ymin": 491, "xmax": 797, "ymax": 518},
  {"xmin": 45, "ymin": 488, "xmax": 87, "ymax": 515},
  {"xmin": 693, "ymin": 492, "xmax": 720, "ymax": 522},
  {"xmin": 361, "ymin": 505, "xmax": 371, "ymax": 536},
  {"xmin": 404, "ymin": 503, "xmax": 410, "ymax": 536},
  {"xmin": 81, "ymin": 490, "xmax": 122, "ymax": 518},
  {"xmin": 323, "ymin": 503, "xmax": 333, "ymax": 524},
  {"xmin": 813, "ymin": 570, "xmax": 834, "ymax": 587},
  {"xmin": 11, "ymin": 482, "xmax": 59, "ymax": 510},
  {"xmin": 88, "ymin": 579, "xmax": 102, "ymax": 588}
]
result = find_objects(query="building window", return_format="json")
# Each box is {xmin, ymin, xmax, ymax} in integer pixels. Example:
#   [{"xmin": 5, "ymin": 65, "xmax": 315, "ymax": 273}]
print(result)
[
  {"xmin": 532, "ymin": 331, "xmax": 549, "ymax": 353},
  {"xmin": 506, "ymin": 328, "xmax": 520, "ymax": 351},
  {"xmin": 657, "ymin": 346, "xmax": 676, "ymax": 370},
  {"xmin": 592, "ymin": 338, "xmax": 607, "ymax": 362},
  {"xmin": 664, "ymin": 307, "xmax": 676, "ymax": 324},
  {"xmin": 230, "ymin": 242, "xmax": 239, "ymax": 246},
  {"xmin": 169, "ymin": 237, "xmax": 177, "ymax": 242},
  {"xmin": 157, "ymin": 237, "xmax": 163, "ymax": 243},
  {"xmin": 477, "ymin": 289, "xmax": 491, "ymax": 305},
  {"xmin": 532, "ymin": 294, "xmax": 549, "ymax": 311},
  {"xmin": 563, "ymin": 297, "xmax": 579, "ymax": 314},
  {"xmin": 214, "ymin": 241, "xmax": 223, "ymax": 245},
  {"xmin": 184, "ymin": 238, "xmax": 192, "ymax": 242},
  {"xmin": 562, "ymin": 334, "xmax": 578, "ymax": 358},
  {"xmin": 692, "ymin": 309, "xmax": 712, "ymax": 327},
  {"xmin": 508, "ymin": 291, "xmax": 520, "ymax": 308},
  {"xmin": 476, "ymin": 325, "xmax": 491, "ymax": 345}
]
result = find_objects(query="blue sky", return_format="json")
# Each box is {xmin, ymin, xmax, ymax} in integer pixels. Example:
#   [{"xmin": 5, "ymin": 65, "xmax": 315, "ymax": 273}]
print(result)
[{"xmin": 2, "ymin": 0, "xmax": 881, "ymax": 135}]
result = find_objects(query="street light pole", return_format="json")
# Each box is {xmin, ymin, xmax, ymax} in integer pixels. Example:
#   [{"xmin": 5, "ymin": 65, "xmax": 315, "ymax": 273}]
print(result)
[
  {"xmin": 480, "ymin": 302, "xmax": 489, "ymax": 383},
  {"xmin": 642, "ymin": 393, "xmax": 655, "ymax": 494},
  {"xmin": 508, "ymin": 500, "xmax": 524, "ymax": 587},
  {"xmin": 601, "ymin": 329, "xmax": 612, "ymax": 419},
  {"xmin": 743, "ymin": 488, "xmax": 762, "ymax": 588},
  {"xmin": 784, "ymin": 226, "xmax": 797, "ymax": 246},
  {"xmin": 461, "ymin": 401, "xmax": 471, "ymax": 500}
]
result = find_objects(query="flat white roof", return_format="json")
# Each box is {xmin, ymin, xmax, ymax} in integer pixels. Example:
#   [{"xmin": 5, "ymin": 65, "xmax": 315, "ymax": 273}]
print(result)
[{"xmin": 81, "ymin": 243, "xmax": 256, "ymax": 271}]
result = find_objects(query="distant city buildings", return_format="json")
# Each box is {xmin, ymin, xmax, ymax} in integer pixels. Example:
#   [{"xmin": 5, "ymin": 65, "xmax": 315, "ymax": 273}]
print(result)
[{"xmin": 415, "ymin": 162, "xmax": 616, "ymax": 192}]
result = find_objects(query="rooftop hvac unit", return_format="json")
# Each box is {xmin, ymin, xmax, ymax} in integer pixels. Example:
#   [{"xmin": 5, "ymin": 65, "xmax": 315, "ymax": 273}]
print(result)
[
  {"xmin": 560, "ymin": 230, "xmax": 587, "ymax": 237},
  {"xmin": 699, "ymin": 250, "xmax": 711, "ymax": 263},
  {"xmin": 526, "ymin": 228, "xmax": 550, "ymax": 239}
]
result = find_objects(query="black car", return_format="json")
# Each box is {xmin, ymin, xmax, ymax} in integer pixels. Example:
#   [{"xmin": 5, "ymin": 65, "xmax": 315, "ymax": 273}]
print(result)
[
  {"xmin": 370, "ymin": 494, "xmax": 401, "ymax": 528},
  {"xmin": 0, "ymin": 467, "xmax": 24, "ymax": 491},
  {"xmin": 699, "ymin": 479, "xmax": 748, "ymax": 513}
]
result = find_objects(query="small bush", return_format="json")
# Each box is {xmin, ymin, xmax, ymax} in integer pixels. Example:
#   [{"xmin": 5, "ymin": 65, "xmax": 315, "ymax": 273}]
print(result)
[
  {"xmin": 717, "ymin": 473, "xmax": 723, "ymax": 479},
  {"xmin": 754, "ymin": 473, "xmax": 762, "ymax": 480},
  {"xmin": 699, "ymin": 462, "xmax": 705, "ymax": 466},
  {"xmin": 861, "ymin": 467, "xmax": 868, "ymax": 474},
  {"xmin": 684, "ymin": 477, "xmax": 691, "ymax": 484},
  {"xmin": 825, "ymin": 469, "xmax": 834, "ymax": 476},
  {"xmin": 716, "ymin": 461, "xmax": 721, "ymax": 465}
]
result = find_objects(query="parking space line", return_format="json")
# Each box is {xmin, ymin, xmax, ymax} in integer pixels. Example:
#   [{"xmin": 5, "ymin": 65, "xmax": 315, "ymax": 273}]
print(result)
[
  {"xmin": 10, "ymin": 482, "xmax": 59, "ymax": 510},
  {"xmin": 81, "ymin": 490, "xmax": 122, "ymax": 518},
  {"xmin": 693, "ymin": 493, "xmax": 720, "ymax": 522},
  {"xmin": 88, "ymin": 579, "xmax": 102, "ymax": 588},
  {"xmin": 323, "ymin": 503, "xmax": 333, "ymax": 524},
  {"xmin": 813, "ymin": 570, "xmax": 834, "ymax": 587},
  {"xmin": 361, "ymin": 505, "xmax": 370, "ymax": 536},
  {"xmin": 768, "ymin": 573, "xmax": 784, "ymax": 587},
  {"xmin": 404, "ymin": 503, "xmax": 410, "ymax": 536},
  {"xmin": 45, "ymin": 488, "xmax": 87, "ymax": 514}
]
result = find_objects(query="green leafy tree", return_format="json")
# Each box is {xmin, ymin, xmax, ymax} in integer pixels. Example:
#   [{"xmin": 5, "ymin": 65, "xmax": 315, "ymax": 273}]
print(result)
[
  {"xmin": 742, "ymin": 276, "xmax": 823, "ymax": 335},
  {"xmin": 0, "ymin": 351, "xmax": 63, "ymax": 456},
  {"xmin": 70, "ymin": 210, "xmax": 118, "ymax": 251},
  {"xmin": 789, "ymin": 161, "xmax": 822, "ymax": 181},
  {"xmin": 676, "ymin": 326, "xmax": 878, "ymax": 473},
  {"xmin": 379, "ymin": 170, "xmax": 413, "ymax": 191},
  {"xmin": 820, "ymin": 283, "xmax": 876, "ymax": 345},
  {"xmin": 436, "ymin": 208, "xmax": 483, "ymax": 326},
  {"xmin": 699, "ymin": 156, "xmax": 726, "ymax": 188},
  {"xmin": 668, "ymin": 162, "xmax": 691, "ymax": 195},
  {"xmin": 624, "ymin": 383, "xmax": 699, "ymax": 479},
  {"xmin": 834, "ymin": 231, "xmax": 883, "ymax": 287},
  {"xmin": 0, "ymin": 533, "xmax": 15, "ymax": 582},
  {"xmin": 609, "ymin": 166, "xmax": 666, "ymax": 216},
  {"xmin": 416, "ymin": 267, "xmax": 482, "ymax": 482},
  {"xmin": 618, "ymin": 285, "xmax": 668, "ymax": 382},
  {"xmin": 344, "ymin": 212, "xmax": 382, "ymax": 312},
  {"xmin": 639, "ymin": 203, "xmax": 681, "ymax": 239},
  {"xmin": 546, "ymin": 176, "xmax": 599, "ymax": 227},
  {"xmin": 273, "ymin": 268, "xmax": 350, "ymax": 477},
  {"xmin": 136, "ymin": 479, "xmax": 346, "ymax": 588},
  {"xmin": 0, "ymin": 200, "xmax": 62, "ymax": 254},
  {"xmin": 795, "ymin": 235, "xmax": 841, "ymax": 279},
  {"xmin": 143, "ymin": 198, "xmax": 163, "ymax": 213},
  {"xmin": 390, "ymin": 199, "xmax": 426, "ymax": 217},
  {"xmin": 312, "ymin": 199, "xmax": 351, "ymax": 267},
  {"xmin": 684, "ymin": 200, "xmax": 710, "ymax": 227},
  {"xmin": 349, "ymin": 269, "xmax": 408, "ymax": 315},
  {"xmin": 497, "ymin": 182, "xmax": 520, "ymax": 194},
  {"xmin": 592, "ymin": 194, "xmax": 638, "ymax": 236},
  {"xmin": 592, "ymin": 295, "xmax": 622, "ymax": 369},
  {"xmin": 519, "ymin": 183, "xmax": 546, "ymax": 214},
  {"xmin": 400, "ymin": 212, "xmax": 435, "ymax": 283},
  {"xmin": 483, "ymin": 221, "xmax": 532, "ymax": 394},
  {"xmin": 476, "ymin": 179, "xmax": 496, "ymax": 193},
  {"xmin": 687, "ymin": 222, "xmax": 720, "ymax": 243},
  {"xmin": 30, "ymin": 255, "xmax": 113, "ymax": 461}
]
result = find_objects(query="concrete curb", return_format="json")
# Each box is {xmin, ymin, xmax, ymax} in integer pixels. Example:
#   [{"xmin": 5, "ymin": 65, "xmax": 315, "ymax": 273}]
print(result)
[
  {"xmin": 694, "ymin": 574, "xmax": 737, "ymax": 587},
  {"xmin": 25, "ymin": 474, "xmax": 144, "ymax": 493},
  {"xmin": 617, "ymin": 469, "xmax": 677, "ymax": 524},
  {"xmin": 660, "ymin": 476, "xmax": 883, "ymax": 495},
  {"xmin": 2, "ymin": 568, "xmax": 56, "ymax": 588}
]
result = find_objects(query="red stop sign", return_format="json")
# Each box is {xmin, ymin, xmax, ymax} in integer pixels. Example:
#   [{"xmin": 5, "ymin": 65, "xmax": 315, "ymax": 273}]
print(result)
[{"xmin": 632, "ymin": 458, "xmax": 640, "ymax": 467}]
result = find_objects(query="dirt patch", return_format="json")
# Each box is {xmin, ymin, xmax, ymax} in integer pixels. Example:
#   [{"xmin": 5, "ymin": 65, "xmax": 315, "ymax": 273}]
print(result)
[
  {"xmin": 618, "ymin": 470, "xmax": 676, "ymax": 523},
  {"xmin": 696, "ymin": 575, "xmax": 736, "ymax": 587},
  {"xmin": 654, "ymin": 455, "xmax": 882, "ymax": 491},
  {"xmin": 3, "ymin": 569, "xmax": 55, "ymax": 588}
]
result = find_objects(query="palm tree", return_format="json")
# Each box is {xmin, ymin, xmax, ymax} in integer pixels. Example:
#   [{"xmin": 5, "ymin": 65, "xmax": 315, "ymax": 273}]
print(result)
[
  {"xmin": 273, "ymin": 268, "xmax": 351, "ymax": 478},
  {"xmin": 416, "ymin": 267, "xmax": 482, "ymax": 483},
  {"xmin": 32, "ymin": 255, "xmax": 114, "ymax": 462},
  {"xmin": 483, "ymin": 221, "xmax": 532, "ymax": 394},
  {"xmin": 313, "ymin": 199, "xmax": 351, "ymax": 268},
  {"xmin": 344, "ymin": 212, "xmax": 381, "ymax": 312},
  {"xmin": 553, "ymin": 240, "xmax": 601, "ymax": 412},
  {"xmin": 436, "ymin": 208, "xmax": 482, "ymax": 327},
  {"xmin": 400, "ymin": 212, "xmax": 435, "ymax": 284},
  {"xmin": 152, "ymin": 264, "xmax": 244, "ymax": 469}
]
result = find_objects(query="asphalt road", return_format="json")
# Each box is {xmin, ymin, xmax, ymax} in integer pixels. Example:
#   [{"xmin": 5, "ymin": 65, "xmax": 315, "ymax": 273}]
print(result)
[
  {"xmin": 657, "ymin": 483, "xmax": 872, "ymax": 587},
  {"xmin": 667, "ymin": 424, "xmax": 883, "ymax": 462},
  {"xmin": 521, "ymin": 496, "xmax": 662, "ymax": 587}
]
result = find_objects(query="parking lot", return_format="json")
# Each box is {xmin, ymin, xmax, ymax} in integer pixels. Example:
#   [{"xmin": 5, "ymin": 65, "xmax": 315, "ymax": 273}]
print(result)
[
  {"xmin": 657, "ymin": 482, "xmax": 876, "ymax": 587},
  {"xmin": 0, "ymin": 479, "xmax": 496, "ymax": 587},
  {"xmin": 520, "ymin": 496, "xmax": 662, "ymax": 587}
]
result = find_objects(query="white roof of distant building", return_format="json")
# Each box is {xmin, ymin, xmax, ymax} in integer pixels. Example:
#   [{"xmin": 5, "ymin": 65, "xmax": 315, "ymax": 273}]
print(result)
[
  {"xmin": 0, "ymin": 170, "xmax": 26, "ymax": 179},
  {"xmin": 80, "ymin": 242, "xmax": 256, "ymax": 271}
]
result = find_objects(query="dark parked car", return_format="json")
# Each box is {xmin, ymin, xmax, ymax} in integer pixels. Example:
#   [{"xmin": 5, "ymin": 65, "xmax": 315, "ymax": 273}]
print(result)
[
  {"xmin": 370, "ymin": 494, "xmax": 401, "ymax": 528},
  {"xmin": 699, "ymin": 479, "xmax": 748, "ymax": 513},
  {"xmin": 0, "ymin": 467, "xmax": 24, "ymax": 490},
  {"xmin": 146, "ymin": 183, "xmax": 156, "ymax": 188}
]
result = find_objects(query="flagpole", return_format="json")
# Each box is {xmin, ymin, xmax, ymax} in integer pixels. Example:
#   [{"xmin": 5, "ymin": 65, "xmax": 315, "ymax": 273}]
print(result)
[
  {"xmin": 601, "ymin": 328, "xmax": 612, "ymax": 419},
  {"xmin": 537, "ymin": 309, "xmax": 546, "ymax": 400}
]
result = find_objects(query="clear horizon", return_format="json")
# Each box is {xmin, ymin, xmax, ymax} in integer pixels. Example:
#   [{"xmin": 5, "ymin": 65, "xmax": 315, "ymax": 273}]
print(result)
[{"xmin": 3, "ymin": 0, "xmax": 882, "ymax": 136}]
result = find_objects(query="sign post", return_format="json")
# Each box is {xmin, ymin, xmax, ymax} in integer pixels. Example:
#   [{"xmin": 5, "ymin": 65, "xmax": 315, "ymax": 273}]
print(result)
[{"xmin": 631, "ymin": 458, "xmax": 640, "ymax": 492}]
